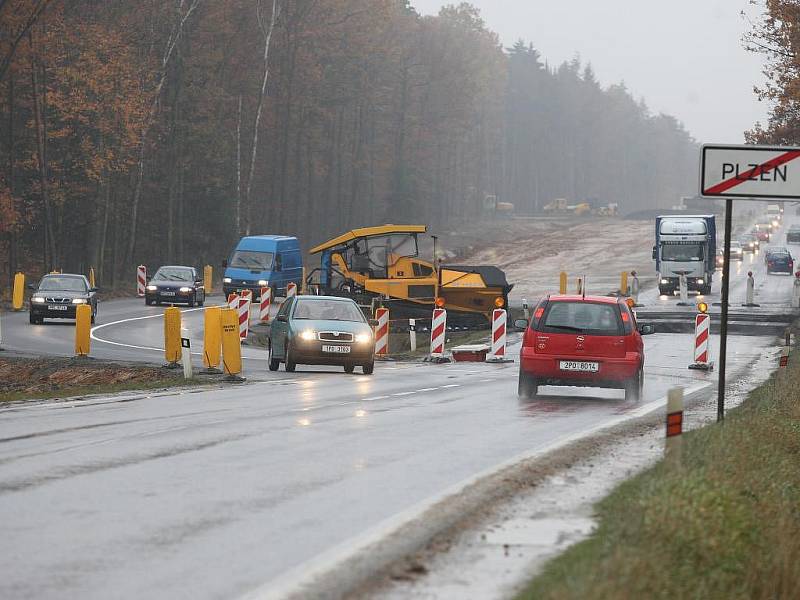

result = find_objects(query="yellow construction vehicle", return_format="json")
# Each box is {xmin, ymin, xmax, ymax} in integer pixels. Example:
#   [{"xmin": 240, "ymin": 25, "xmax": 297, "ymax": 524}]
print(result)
[{"xmin": 307, "ymin": 225, "xmax": 513, "ymax": 327}]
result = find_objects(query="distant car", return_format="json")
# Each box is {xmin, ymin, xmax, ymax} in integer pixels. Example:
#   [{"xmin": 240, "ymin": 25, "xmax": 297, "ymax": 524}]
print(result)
[
  {"xmin": 268, "ymin": 295, "xmax": 376, "ymax": 374},
  {"xmin": 29, "ymin": 274, "xmax": 98, "ymax": 325},
  {"xmin": 715, "ymin": 249, "xmax": 724, "ymax": 269},
  {"xmin": 145, "ymin": 266, "xmax": 205, "ymax": 306},
  {"xmin": 754, "ymin": 224, "xmax": 772, "ymax": 242},
  {"xmin": 740, "ymin": 234, "xmax": 759, "ymax": 252},
  {"xmin": 516, "ymin": 295, "xmax": 654, "ymax": 402},
  {"xmin": 787, "ymin": 225, "xmax": 800, "ymax": 245},
  {"xmin": 765, "ymin": 247, "xmax": 794, "ymax": 274}
]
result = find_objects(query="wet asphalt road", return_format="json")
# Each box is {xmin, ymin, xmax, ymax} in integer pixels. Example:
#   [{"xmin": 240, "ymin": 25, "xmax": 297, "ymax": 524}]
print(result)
[{"xmin": 0, "ymin": 219, "xmax": 797, "ymax": 598}]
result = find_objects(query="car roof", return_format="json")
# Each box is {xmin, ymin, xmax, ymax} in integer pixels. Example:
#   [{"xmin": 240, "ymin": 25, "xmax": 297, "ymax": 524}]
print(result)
[
  {"xmin": 547, "ymin": 294, "xmax": 621, "ymax": 305},
  {"xmin": 293, "ymin": 295, "xmax": 358, "ymax": 303},
  {"xmin": 157, "ymin": 265, "xmax": 194, "ymax": 269},
  {"xmin": 41, "ymin": 273, "xmax": 86, "ymax": 280}
]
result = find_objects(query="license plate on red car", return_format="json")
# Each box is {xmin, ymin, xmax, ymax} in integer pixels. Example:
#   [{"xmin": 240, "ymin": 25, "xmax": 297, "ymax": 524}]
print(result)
[{"xmin": 559, "ymin": 361, "xmax": 599, "ymax": 372}]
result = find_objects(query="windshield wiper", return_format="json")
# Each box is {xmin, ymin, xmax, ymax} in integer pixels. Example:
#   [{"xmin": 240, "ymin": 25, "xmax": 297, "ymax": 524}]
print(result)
[{"xmin": 545, "ymin": 325, "xmax": 583, "ymax": 332}]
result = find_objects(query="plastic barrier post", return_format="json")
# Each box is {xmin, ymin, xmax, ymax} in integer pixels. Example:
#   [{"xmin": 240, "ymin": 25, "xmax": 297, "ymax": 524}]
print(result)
[
  {"xmin": 259, "ymin": 286, "xmax": 272, "ymax": 323},
  {"xmin": 688, "ymin": 312, "xmax": 713, "ymax": 371},
  {"xmin": 287, "ymin": 282, "xmax": 297, "ymax": 299},
  {"xmin": 793, "ymin": 273, "xmax": 800, "ymax": 308},
  {"xmin": 374, "ymin": 308, "xmax": 389, "ymax": 356},
  {"xmin": 238, "ymin": 296, "xmax": 251, "ymax": 339},
  {"xmin": 164, "ymin": 306, "xmax": 182, "ymax": 367},
  {"xmin": 430, "ymin": 308, "xmax": 447, "ymax": 359},
  {"xmin": 202, "ymin": 306, "xmax": 222, "ymax": 373},
  {"xmin": 181, "ymin": 329, "xmax": 193, "ymax": 379},
  {"xmin": 487, "ymin": 308, "xmax": 510, "ymax": 363},
  {"xmin": 228, "ymin": 292, "xmax": 239, "ymax": 311},
  {"xmin": 409, "ymin": 318, "xmax": 417, "ymax": 352},
  {"xmin": 89, "ymin": 267, "xmax": 96, "ymax": 289},
  {"xmin": 559, "ymin": 271, "xmax": 567, "ymax": 295},
  {"xmin": 666, "ymin": 387, "xmax": 684, "ymax": 464},
  {"xmin": 746, "ymin": 272, "xmax": 756, "ymax": 306},
  {"xmin": 74, "ymin": 304, "xmax": 91, "ymax": 356},
  {"xmin": 620, "ymin": 271, "xmax": 629, "ymax": 296},
  {"xmin": 204, "ymin": 265, "xmax": 213, "ymax": 294},
  {"xmin": 137, "ymin": 265, "xmax": 147, "ymax": 297},
  {"xmin": 12, "ymin": 272, "xmax": 24, "ymax": 311},
  {"xmin": 220, "ymin": 307, "xmax": 244, "ymax": 381},
  {"xmin": 630, "ymin": 271, "xmax": 640, "ymax": 305},
  {"xmin": 678, "ymin": 273, "xmax": 688, "ymax": 304}
]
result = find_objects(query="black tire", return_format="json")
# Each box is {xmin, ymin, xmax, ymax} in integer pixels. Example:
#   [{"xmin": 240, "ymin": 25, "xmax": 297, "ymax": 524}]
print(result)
[
  {"xmin": 344, "ymin": 364, "xmax": 356, "ymax": 374},
  {"xmin": 518, "ymin": 370, "xmax": 538, "ymax": 399},
  {"xmin": 362, "ymin": 361, "xmax": 375, "ymax": 375},
  {"xmin": 285, "ymin": 342, "xmax": 297, "ymax": 373},
  {"xmin": 268, "ymin": 343, "xmax": 280, "ymax": 372},
  {"xmin": 29, "ymin": 313, "xmax": 39, "ymax": 325},
  {"xmin": 625, "ymin": 368, "xmax": 644, "ymax": 402},
  {"xmin": 198, "ymin": 293, "xmax": 205, "ymax": 307},
  {"xmin": 188, "ymin": 295, "xmax": 195, "ymax": 308}
]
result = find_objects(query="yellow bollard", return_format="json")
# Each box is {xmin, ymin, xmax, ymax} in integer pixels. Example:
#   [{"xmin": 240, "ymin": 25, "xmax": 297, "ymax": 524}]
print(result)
[
  {"xmin": 559, "ymin": 271, "xmax": 568, "ymax": 295},
  {"xmin": 203, "ymin": 306, "xmax": 222, "ymax": 372},
  {"xmin": 12, "ymin": 272, "xmax": 25, "ymax": 311},
  {"xmin": 89, "ymin": 267, "xmax": 96, "ymax": 289},
  {"xmin": 204, "ymin": 265, "xmax": 213, "ymax": 294},
  {"xmin": 220, "ymin": 307, "xmax": 244, "ymax": 380},
  {"xmin": 620, "ymin": 271, "xmax": 629, "ymax": 296},
  {"xmin": 164, "ymin": 306, "xmax": 182, "ymax": 367},
  {"xmin": 75, "ymin": 304, "xmax": 92, "ymax": 356}
]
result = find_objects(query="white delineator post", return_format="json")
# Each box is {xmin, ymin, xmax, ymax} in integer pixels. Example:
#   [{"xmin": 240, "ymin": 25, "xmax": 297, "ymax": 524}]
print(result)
[
  {"xmin": 487, "ymin": 308, "xmax": 507, "ymax": 362},
  {"xmin": 180, "ymin": 328, "xmax": 193, "ymax": 380},
  {"xmin": 793, "ymin": 272, "xmax": 800, "ymax": 309},
  {"xmin": 259, "ymin": 287, "xmax": 272, "ymax": 323},
  {"xmin": 137, "ymin": 265, "xmax": 147, "ymax": 297},
  {"xmin": 430, "ymin": 308, "xmax": 447, "ymax": 358},
  {"xmin": 238, "ymin": 296, "xmax": 251, "ymax": 340},
  {"xmin": 689, "ymin": 312, "xmax": 713, "ymax": 371},
  {"xmin": 746, "ymin": 271, "xmax": 755, "ymax": 305},
  {"xmin": 665, "ymin": 387, "xmax": 684, "ymax": 463},
  {"xmin": 630, "ymin": 270, "xmax": 640, "ymax": 305},
  {"xmin": 374, "ymin": 308, "xmax": 389, "ymax": 356},
  {"xmin": 678, "ymin": 273, "xmax": 688, "ymax": 303},
  {"xmin": 409, "ymin": 319, "xmax": 417, "ymax": 353}
]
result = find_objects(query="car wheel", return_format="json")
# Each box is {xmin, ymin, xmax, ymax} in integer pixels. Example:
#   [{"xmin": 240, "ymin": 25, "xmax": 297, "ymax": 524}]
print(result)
[
  {"xmin": 625, "ymin": 368, "xmax": 643, "ymax": 402},
  {"xmin": 188, "ymin": 295, "xmax": 195, "ymax": 308},
  {"xmin": 198, "ymin": 293, "xmax": 205, "ymax": 307},
  {"xmin": 344, "ymin": 364, "xmax": 356, "ymax": 374},
  {"xmin": 145, "ymin": 298, "xmax": 154, "ymax": 306},
  {"xmin": 518, "ymin": 370, "xmax": 538, "ymax": 399},
  {"xmin": 285, "ymin": 342, "xmax": 297, "ymax": 373},
  {"xmin": 362, "ymin": 361, "xmax": 375, "ymax": 375},
  {"xmin": 268, "ymin": 343, "xmax": 280, "ymax": 372},
  {"xmin": 29, "ymin": 313, "xmax": 39, "ymax": 325}
]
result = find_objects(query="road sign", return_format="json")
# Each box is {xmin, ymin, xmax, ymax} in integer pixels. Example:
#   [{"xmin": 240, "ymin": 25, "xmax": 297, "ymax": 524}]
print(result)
[{"xmin": 701, "ymin": 144, "xmax": 800, "ymax": 199}]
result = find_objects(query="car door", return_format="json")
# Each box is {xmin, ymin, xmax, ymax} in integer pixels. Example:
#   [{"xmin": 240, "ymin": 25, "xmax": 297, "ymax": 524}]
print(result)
[{"xmin": 271, "ymin": 297, "xmax": 293, "ymax": 357}]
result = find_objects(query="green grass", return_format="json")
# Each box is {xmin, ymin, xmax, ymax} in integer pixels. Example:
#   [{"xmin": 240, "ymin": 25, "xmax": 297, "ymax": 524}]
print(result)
[{"xmin": 517, "ymin": 349, "xmax": 800, "ymax": 600}]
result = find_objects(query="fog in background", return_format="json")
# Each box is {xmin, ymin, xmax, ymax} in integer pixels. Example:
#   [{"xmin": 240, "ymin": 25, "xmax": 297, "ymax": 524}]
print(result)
[{"xmin": 414, "ymin": 0, "xmax": 768, "ymax": 144}]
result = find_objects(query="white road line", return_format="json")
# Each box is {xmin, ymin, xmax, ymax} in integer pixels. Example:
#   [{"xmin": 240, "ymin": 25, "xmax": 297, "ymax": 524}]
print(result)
[
  {"xmin": 392, "ymin": 391, "xmax": 417, "ymax": 397},
  {"xmin": 363, "ymin": 396, "xmax": 390, "ymax": 401},
  {"xmin": 441, "ymin": 384, "xmax": 460, "ymax": 389}
]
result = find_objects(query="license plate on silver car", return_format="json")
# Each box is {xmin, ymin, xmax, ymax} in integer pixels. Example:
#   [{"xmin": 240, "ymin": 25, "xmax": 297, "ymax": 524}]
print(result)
[
  {"xmin": 48, "ymin": 305, "xmax": 68, "ymax": 311},
  {"xmin": 322, "ymin": 345, "xmax": 350, "ymax": 354},
  {"xmin": 559, "ymin": 361, "xmax": 599, "ymax": 372}
]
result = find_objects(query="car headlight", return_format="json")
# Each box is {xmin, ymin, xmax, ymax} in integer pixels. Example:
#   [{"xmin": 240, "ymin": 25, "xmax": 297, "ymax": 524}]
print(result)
[
  {"xmin": 697, "ymin": 279, "xmax": 704, "ymax": 285},
  {"xmin": 72, "ymin": 298, "xmax": 87, "ymax": 304},
  {"xmin": 660, "ymin": 278, "xmax": 669, "ymax": 284},
  {"xmin": 258, "ymin": 280, "xmax": 268, "ymax": 286},
  {"xmin": 32, "ymin": 296, "xmax": 45, "ymax": 303},
  {"xmin": 223, "ymin": 277, "xmax": 232, "ymax": 283},
  {"xmin": 299, "ymin": 329, "xmax": 316, "ymax": 341},
  {"xmin": 179, "ymin": 287, "xmax": 192, "ymax": 292},
  {"xmin": 146, "ymin": 285, "xmax": 158, "ymax": 291},
  {"xmin": 355, "ymin": 333, "xmax": 372, "ymax": 344}
]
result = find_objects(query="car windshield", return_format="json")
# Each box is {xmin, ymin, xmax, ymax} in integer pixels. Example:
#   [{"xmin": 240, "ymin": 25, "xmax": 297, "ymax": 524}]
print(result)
[
  {"xmin": 230, "ymin": 250, "xmax": 273, "ymax": 270},
  {"xmin": 662, "ymin": 243, "xmax": 704, "ymax": 261},
  {"xmin": 38, "ymin": 276, "xmax": 87, "ymax": 292},
  {"xmin": 153, "ymin": 267, "xmax": 193, "ymax": 281},
  {"xmin": 293, "ymin": 299, "xmax": 365, "ymax": 322},
  {"xmin": 539, "ymin": 301, "xmax": 622, "ymax": 336}
]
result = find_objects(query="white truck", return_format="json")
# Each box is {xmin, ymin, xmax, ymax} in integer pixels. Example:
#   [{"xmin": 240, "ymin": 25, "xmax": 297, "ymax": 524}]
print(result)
[{"xmin": 653, "ymin": 215, "xmax": 717, "ymax": 296}]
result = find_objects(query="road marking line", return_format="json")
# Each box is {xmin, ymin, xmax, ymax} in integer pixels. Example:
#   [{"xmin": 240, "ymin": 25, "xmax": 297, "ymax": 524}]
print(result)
[
  {"xmin": 363, "ymin": 396, "xmax": 389, "ymax": 401},
  {"xmin": 441, "ymin": 384, "xmax": 460, "ymax": 388},
  {"xmin": 392, "ymin": 391, "xmax": 417, "ymax": 397}
]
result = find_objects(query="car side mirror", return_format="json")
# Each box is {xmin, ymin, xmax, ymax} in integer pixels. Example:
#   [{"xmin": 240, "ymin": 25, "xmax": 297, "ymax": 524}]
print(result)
[
  {"xmin": 368, "ymin": 319, "xmax": 379, "ymax": 327},
  {"xmin": 26, "ymin": 283, "xmax": 36, "ymax": 290},
  {"xmin": 222, "ymin": 259, "xmax": 228, "ymax": 269},
  {"xmin": 638, "ymin": 324, "xmax": 655, "ymax": 336},
  {"xmin": 514, "ymin": 319, "xmax": 529, "ymax": 329},
  {"xmin": 276, "ymin": 314, "xmax": 288, "ymax": 322},
  {"xmin": 90, "ymin": 287, "xmax": 99, "ymax": 293}
]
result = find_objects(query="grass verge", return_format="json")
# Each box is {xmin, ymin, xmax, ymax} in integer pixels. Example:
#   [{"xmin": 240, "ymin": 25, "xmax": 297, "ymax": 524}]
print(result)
[
  {"xmin": 0, "ymin": 356, "xmax": 197, "ymax": 402},
  {"xmin": 517, "ymin": 345, "xmax": 800, "ymax": 600}
]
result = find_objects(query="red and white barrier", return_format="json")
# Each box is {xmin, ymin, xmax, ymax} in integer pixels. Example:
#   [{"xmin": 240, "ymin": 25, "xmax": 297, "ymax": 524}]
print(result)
[
  {"xmin": 227, "ymin": 292, "xmax": 239, "ymax": 311},
  {"xmin": 487, "ymin": 308, "xmax": 507, "ymax": 362},
  {"xmin": 689, "ymin": 312, "xmax": 713, "ymax": 370},
  {"xmin": 374, "ymin": 308, "xmax": 389, "ymax": 356},
  {"xmin": 286, "ymin": 282, "xmax": 297, "ymax": 299},
  {"xmin": 430, "ymin": 308, "xmax": 447, "ymax": 358},
  {"xmin": 238, "ymin": 296, "xmax": 251, "ymax": 340},
  {"xmin": 137, "ymin": 265, "xmax": 147, "ymax": 297},
  {"xmin": 259, "ymin": 287, "xmax": 272, "ymax": 323}
]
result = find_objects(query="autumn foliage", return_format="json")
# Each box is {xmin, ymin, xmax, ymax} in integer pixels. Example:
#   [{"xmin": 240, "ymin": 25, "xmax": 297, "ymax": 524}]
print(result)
[{"xmin": 0, "ymin": 0, "xmax": 697, "ymax": 287}]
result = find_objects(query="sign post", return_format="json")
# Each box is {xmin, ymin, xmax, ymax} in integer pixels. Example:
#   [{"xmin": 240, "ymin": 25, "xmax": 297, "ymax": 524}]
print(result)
[{"xmin": 701, "ymin": 144, "xmax": 800, "ymax": 421}]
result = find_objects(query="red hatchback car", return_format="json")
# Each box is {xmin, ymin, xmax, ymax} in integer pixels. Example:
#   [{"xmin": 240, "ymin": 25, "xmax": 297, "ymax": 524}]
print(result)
[{"xmin": 516, "ymin": 295, "xmax": 654, "ymax": 401}]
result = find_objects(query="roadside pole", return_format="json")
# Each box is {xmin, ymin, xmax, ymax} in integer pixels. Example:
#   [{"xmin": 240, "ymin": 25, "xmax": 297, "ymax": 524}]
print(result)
[{"xmin": 717, "ymin": 198, "xmax": 733, "ymax": 422}]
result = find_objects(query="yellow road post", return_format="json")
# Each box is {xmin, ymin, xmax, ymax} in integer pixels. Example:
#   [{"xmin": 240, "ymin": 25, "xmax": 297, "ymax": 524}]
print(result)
[
  {"xmin": 164, "ymin": 306, "xmax": 182, "ymax": 367},
  {"xmin": 12, "ymin": 272, "xmax": 25, "ymax": 311},
  {"xmin": 203, "ymin": 306, "xmax": 222, "ymax": 373},
  {"xmin": 75, "ymin": 304, "xmax": 92, "ymax": 356}
]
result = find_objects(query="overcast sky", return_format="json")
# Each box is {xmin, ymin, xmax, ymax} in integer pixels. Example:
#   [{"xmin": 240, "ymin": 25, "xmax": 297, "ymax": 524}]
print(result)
[{"xmin": 413, "ymin": 0, "xmax": 769, "ymax": 144}]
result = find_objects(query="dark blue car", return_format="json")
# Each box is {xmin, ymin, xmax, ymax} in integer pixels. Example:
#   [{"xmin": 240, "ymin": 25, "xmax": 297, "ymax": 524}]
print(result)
[{"xmin": 765, "ymin": 247, "xmax": 795, "ymax": 274}]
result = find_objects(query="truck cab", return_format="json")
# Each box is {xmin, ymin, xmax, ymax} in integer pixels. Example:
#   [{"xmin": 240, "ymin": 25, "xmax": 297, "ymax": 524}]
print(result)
[
  {"xmin": 223, "ymin": 235, "xmax": 303, "ymax": 299},
  {"xmin": 653, "ymin": 215, "xmax": 716, "ymax": 296}
]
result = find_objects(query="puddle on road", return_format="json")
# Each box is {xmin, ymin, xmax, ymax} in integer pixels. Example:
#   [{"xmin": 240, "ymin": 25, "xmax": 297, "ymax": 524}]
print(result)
[{"xmin": 483, "ymin": 517, "xmax": 594, "ymax": 548}]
